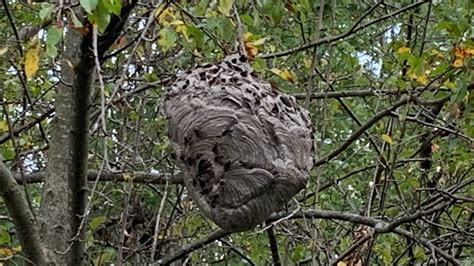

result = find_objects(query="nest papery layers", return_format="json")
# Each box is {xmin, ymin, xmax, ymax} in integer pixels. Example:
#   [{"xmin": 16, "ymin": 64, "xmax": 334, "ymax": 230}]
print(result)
[{"xmin": 163, "ymin": 54, "xmax": 313, "ymax": 231}]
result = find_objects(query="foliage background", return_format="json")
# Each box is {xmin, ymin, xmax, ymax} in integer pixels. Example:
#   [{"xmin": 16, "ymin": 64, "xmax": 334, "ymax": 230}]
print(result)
[{"xmin": 0, "ymin": 0, "xmax": 472, "ymax": 265}]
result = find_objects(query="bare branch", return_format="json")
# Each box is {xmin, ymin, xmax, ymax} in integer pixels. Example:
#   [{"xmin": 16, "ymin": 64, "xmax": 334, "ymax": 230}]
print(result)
[
  {"xmin": 15, "ymin": 170, "xmax": 181, "ymax": 184},
  {"xmin": 156, "ymin": 229, "xmax": 231, "ymax": 265},
  {"xmin": 268, "ymin": 208, "xmax": 460, "ymax": 265},
  {"xmin": 0, "ymin": 108, "xmax": 55, "ymax": 145},
  {"xmin": 260, "ymin": 1, "xmax": 429, "ymax": 58},
  {"xmin": 314, "ymin": 96, "xmax": 411, "ymax": 166},
  {"xmin": 267, "ymin": 226, "xmax": 281, "ymax": 266},
  {"xmin": 0, "ymin": 160, "xmax": 45, "ymax": 264}
]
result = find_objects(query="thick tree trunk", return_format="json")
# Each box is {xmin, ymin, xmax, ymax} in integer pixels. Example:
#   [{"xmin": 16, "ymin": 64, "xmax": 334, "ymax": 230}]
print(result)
[
  {"xmin": 36, "ymin": 2, "xmax": 137, "ymax": 263},
  {"xmin": 38, "ymin": 21, "xmax": 93, "ymax": 264}
]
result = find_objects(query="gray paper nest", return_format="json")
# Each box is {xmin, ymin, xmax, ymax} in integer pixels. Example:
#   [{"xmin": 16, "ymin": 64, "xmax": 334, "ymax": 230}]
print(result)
[{"xmin": 162, "ymin": 54, "xmax": 313, "ymax": 231}]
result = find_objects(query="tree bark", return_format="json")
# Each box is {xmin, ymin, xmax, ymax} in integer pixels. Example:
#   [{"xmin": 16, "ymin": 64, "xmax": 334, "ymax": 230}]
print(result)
[
  {"xmin": 0, "ymin": 160, "xmax": 45, "ymax": 265},
  {"xmin": 37, "ymin": 3, "xmax": 137, "ymax": 263},
  {"xmin": 38, "ymin": 16, "xmax": 93, "ymax": 264}
]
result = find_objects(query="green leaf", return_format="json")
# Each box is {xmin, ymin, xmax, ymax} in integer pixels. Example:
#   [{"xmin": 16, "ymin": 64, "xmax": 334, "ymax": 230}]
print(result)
[
  {"xmin": 414, "ymin": 246, "xmax": 426, "ymax": 260},
  {"xmin": 88, "ymin": 1, "xmax": 111, "ymax": 33},
  {"xmin": 0, "ymin": 228, "xmax": 11, "ymax": 244},
  {"xmin": 2, "ymin": 148, "xmax": 15, "ymax": 160},
  {"xmin": 269, "ymin": 4, "xmax": 283, "ymax": 24},
  {"xmin": 89, "ymin": 216, "xmax": 107, "ymax": 230},
  {"xmin": 80, "ymin": 0, "xmax": 98, "ymax": 14},
  {"xmin": 406, "ymin": 177, "xmax": 420, "ymax": 188},
  {"xmin": 207, "ymin": 16, "xmax": 234, "ymax": 42},
  {"xmin": 436, "ymin": 20, "xmax": 461, "ymax": 37},
  {"xmin": 158, "ymin": 27, "xmax": 177, "ymax": 51},
  {"xmin": 47, "ymin": 26, "xmax": 62, "ymax": 45},
  {"xmin": 39, "ymin": 3, "xmax": 54, "ymax": 20},
  {"xmin": 184, "ymin": 25, "xmax": 204, "ymax": 48},
  {"xmin": 102, "ymin": 0, "xmax": 122, "ymax": 16},
  {"xmin": 218, "ymin": 0, "xmax": 233, "ymax": 16},
  {"xmin": 69, "ymin": 10, "xmax": 83, "ymax": 28},
  {"xmin": 46, "ymin": 26, "xmax": 63, "ymax": 58}
]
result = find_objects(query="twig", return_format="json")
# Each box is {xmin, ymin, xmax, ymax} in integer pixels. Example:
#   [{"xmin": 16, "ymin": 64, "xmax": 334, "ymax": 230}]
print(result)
[
  {"xmin": 418, "ymin": 0, "xmax": 432, "ymax": 56},
  {"xmin": 292, "ymin": 87, "xmax": 430, "ymax": 100},
  {"xmin": 0, "ymin": 108, "xmax": 55, "ymax": 145},
  {"xmin": 117, "ymin": 97, "xmax": 145, "ymax": 265},
  {"xmin": 92, "ymin": 25, "xmax": 108, "ymax": 136},
  {"xmin": 304, "ymin": 0, "xmax": 326, "ymax": 107},
  {"xmin": 2, "ymin": 0, "xmax": 23, "ymax": 56},
  {"xmin": 232, "ymin": 2, "xmax": 246, "ymax": 56},
  {"xmin": 151, "ymin": 181, "xmax": 170, "ymax": 258},
  {"xmin": 108, "ymin": 0, "xmax": 165, "ymax": 113},
  {"xmin": 260, "ymin": 1, "xmax": 429, "ymax": 58},
  {"xmin": 156, "ymin": 229, "xmax": 231, "ymax": 265},
  {"xmin": 220, "ymin": 239, "xmax": 255, "ymax": 265},
  {"xmin": 267, "ymin": 226, "xmax": 281, "ymax": 266},
  {"xmin": 329, "ymin": 234, "xmax": 372, "ymax": 266},
  {"xmin": 268, "ymin": 208, "xmax": 460, "ymax": 265},
  {"xmin": 314, "ymin": 96, "xmax": 411, "ymax": 166}
]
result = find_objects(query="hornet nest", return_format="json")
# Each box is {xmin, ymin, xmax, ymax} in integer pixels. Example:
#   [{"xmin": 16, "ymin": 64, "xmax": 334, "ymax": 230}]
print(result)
[{"xmin": 162, "ymin": 54, "xmax": 313, "ymax": 231}]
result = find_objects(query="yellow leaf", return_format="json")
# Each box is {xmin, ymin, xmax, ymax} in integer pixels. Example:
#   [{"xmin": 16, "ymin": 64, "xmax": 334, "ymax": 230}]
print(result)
[
  {"xmin": 381, "ymin": 134, "xmax": 393, "ymax": 145},
  {"xmin": 417, "ymin": 73, "xmax": 428, "ymax": 85},
  {"xmin": 279, "ymin": 69, "xmax": 294, "ymax": 82},
  {"xmin": 431, "ymin": 143, "xmax": 440, "ymax": 153},
  {"xmin": 304, "ymin": 57, "xmax": 312, "ymax": 69},
  {"xmin": 443, "ymin": 80, "xmax": 456, "ymax": 90},
  {"xmin": 243, "ymin": 32, "xmax": 253, "ymax": 41},
  {"xmin": 176, "ymin": 24, "xmax": 189, "ymax": 41},
  {"xmin": 0, "ymin": 247, "xmax": 14, "ymax": 257},
  {"xmin": 0, "ymin": 121, "xmax": 7, "ymax": 132},
  {"xmin": 431, "ymin": 49, "xmax": 444, "ymax": 58},
  {"xmin": 244, "ymin": 32, "xmax": 268, "ymax": 58},
  {"xmin": 123, "ymin": 173, "xmax": 132, "ymax": 181},
  {"xmin": 23, "ymin": 44, "xmax": 40, "ymax": 79},
  {"xmin": 245, "ymin": 43, "xmax": 258, "ymax": 58},
  {"xmin": 271, "ymin": 68, "xmax": 294, "ymax": 82},
  {"xmin": 337, "ymin": 262, "xmax": 347, "ymax": 266},
  {"xmin": 453, "ymin": 45, "xmax": 474, "ymax": 59},
  {"xmin": 453, "ymin": 45, "xmax": 465, "ymax": 58},
  {"xmin": 271, "ymin": 68, "xmax": 282, "ymax": 75},
  {"xmin": 0, "ymin": 46, "xmax": 8, "ymax": 56},
  {"xmin": 466, "ymin": 47, "xmax": 474, "ymax": 56},
  {"xmin": 408, "ymin": 72, "xmax": 428, "ymax": 85},
  {"xmin": 250, "ymin": 36, "xmax": 270, "ymax": 46},
  {"xmin": 157, "ymin": 7, "xmax": 175, "ymax": 25},
  {"xmin": 397, "ymin": 46, "xmax": 411, "ymax": 54},
  {"xmin": 453, "ymin": 58, "xmax": 463, "ymax": 68}
]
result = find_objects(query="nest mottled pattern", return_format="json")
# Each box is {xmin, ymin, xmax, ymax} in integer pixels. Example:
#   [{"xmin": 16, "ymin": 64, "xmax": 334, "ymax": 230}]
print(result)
[{"xmin": 163, "ymin": 54, "xmax": 313, "ymax": 231}]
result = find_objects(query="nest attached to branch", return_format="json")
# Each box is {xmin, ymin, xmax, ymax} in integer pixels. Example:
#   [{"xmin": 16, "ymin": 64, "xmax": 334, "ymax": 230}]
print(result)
[{"xmin": 163, "ymin": 54, "xmax": 313, "ymax": 231}]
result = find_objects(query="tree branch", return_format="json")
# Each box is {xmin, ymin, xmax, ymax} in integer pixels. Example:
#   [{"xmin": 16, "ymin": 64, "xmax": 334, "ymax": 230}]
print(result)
[
  {"xmin": 158, "ymin": 201, "xmax": 461, "ymax": 265},
  {"xmin": 156, "ymin": 229, "xmax": 231, "ymax": 265},
  {"xmin": 0, "ymin": 108, "xmax": 55, "ymax": 145},
  {"xmin": 0, "ymin": 160, "xmax": 45, "ymax": 264},
  {"xmin": 15, "ymin": 170, "xmax": 184, "ymax": 184},
  {"xmin": 268, "ymin": 208, "xmax": 460, "ymax": 265},
  {"xmin": 267, "ymin": 226, "xmax": 281, "ymax": 266},
  {"xmin": 260, "ymin": 1, "xmax": 429, "ymax": 58},
  {"xmin": 314, "ymin": 96, "xmax": 411, "ymax": 166}
]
